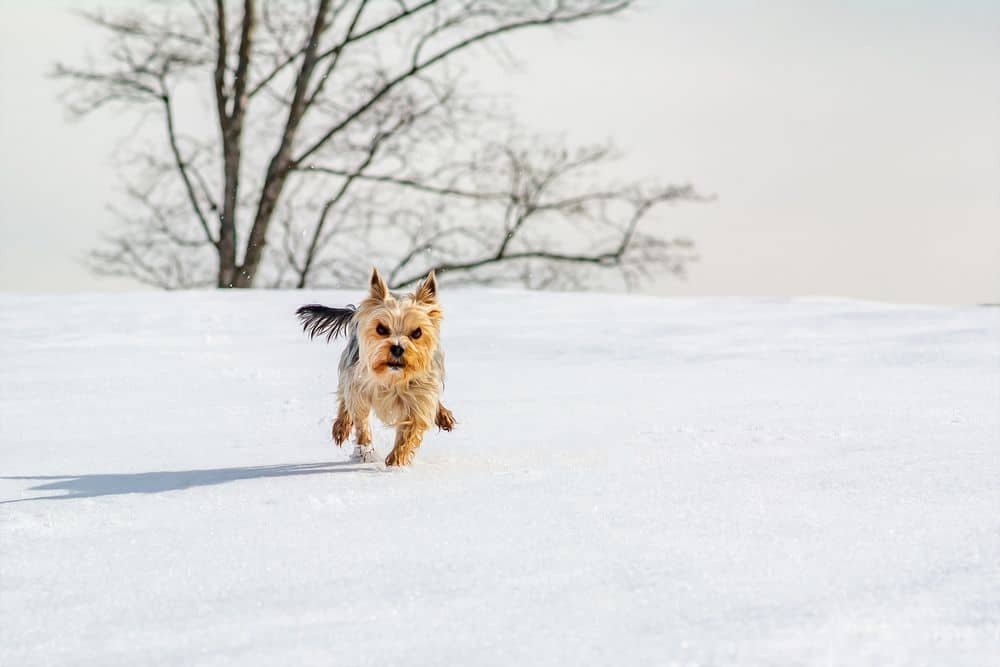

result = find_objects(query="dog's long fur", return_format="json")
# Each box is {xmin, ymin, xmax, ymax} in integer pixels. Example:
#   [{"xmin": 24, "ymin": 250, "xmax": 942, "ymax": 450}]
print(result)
[
  {"xmin": 296, "ymin": 304, "xmax": 356, "ymax": 342},
  {"xmin": 296, "ymin": 268, "xmax": 455, "ymax": 466}
]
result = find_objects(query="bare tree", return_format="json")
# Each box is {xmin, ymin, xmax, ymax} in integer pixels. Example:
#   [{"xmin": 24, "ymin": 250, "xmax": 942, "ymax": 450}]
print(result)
[{"xmin": 57, "ymin": 1, "xmax": 702, "ymax": 290}]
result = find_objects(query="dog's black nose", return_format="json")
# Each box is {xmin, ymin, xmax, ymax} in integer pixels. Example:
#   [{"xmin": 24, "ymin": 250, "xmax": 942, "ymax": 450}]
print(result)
[{"xmin": 390, "ymin": 344, "xmax": 404, "ymax": 358}]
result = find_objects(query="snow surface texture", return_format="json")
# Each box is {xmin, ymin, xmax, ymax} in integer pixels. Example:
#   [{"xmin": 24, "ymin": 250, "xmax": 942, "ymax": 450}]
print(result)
[{"xmin": 1, "ymin": 290, "xmax": 998, "ymax": 666}]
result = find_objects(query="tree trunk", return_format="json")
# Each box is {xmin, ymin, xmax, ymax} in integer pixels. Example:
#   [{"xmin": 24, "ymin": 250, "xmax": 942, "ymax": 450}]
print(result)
[
  {"xmin": 216, "ymin": 120, "xmax": 244, "ymax": 288},
  {"xmin": 214, "ymin": 0, "xmax": 256, "ymax": 288},
  {"xmin": 231, "ymin": 158, "xmax": 289, "ymax": 287},
  {"xmin": 231, "ymin": 0, "xmax": 331, "ymax": 288}
]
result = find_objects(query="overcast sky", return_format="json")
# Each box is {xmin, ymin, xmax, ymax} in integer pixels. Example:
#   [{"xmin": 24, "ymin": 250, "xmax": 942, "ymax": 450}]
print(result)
[{"xmin": 1, "ymin": 0, "xmax": 997, "ymax": 303}]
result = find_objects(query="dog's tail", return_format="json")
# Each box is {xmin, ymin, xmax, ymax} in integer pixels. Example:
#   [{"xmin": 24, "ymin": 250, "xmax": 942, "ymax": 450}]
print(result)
[{"xmin": 296, "ymin": 304, "xmax": 357, "ymax": 342}]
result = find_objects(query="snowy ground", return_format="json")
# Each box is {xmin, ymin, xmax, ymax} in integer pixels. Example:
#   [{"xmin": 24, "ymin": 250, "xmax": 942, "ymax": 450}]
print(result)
[{"xmin": 1, "ymin": 290, "xmax": 998, "ymax": 666}]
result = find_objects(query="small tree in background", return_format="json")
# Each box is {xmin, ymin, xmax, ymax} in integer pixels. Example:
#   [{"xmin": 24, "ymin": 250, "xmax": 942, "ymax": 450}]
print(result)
[{"xmin": 57, "ymin": 1, "xmax": 702, "ymax": 290}]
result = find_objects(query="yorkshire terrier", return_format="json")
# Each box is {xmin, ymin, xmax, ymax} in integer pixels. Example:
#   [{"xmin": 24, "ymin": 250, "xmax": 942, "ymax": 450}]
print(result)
[{"xmin": 296, "ymin": 268, "xmax": 455, "ymax": 466}]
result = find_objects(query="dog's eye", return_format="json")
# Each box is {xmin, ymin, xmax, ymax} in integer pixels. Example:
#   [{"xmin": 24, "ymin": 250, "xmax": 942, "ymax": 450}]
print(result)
[
  {"xmin": 376, "ymin": 323, "xmax": 389, "ymax": 336},
  {"xmin": 410, "ymin": 328, "xmax": 422, "ymax": 340}
]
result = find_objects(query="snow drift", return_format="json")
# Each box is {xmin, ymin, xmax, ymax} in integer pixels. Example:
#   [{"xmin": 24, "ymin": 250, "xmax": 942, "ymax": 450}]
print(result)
[{"xmin": 1, "ymin": 290, "xmax": 998, "ymax": 665}]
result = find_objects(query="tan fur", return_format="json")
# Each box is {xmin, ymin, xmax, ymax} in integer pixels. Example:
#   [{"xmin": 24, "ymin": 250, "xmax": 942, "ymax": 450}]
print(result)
[
  {"xmin": 332, "ymin": 403, "xmax": 352, "ymax": 446},
  {"xmin": 334, "ymin": 268, "xmax": 454, "ymax": 466},
  {"xmin": 435, "ymin": 404, "xmax": 456, "ymax": 431}
]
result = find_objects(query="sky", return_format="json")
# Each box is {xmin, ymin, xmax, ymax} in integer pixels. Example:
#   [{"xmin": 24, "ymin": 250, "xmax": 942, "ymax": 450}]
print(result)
[{"xmin": 0, "ymin": 0, "xmax": 997, "ymax": 303}]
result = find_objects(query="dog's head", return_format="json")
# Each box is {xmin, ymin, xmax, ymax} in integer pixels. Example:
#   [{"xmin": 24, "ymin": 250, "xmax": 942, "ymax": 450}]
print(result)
[{"xmin": 355, "ymin": 267, "xmax": 442, "ymax": 384}]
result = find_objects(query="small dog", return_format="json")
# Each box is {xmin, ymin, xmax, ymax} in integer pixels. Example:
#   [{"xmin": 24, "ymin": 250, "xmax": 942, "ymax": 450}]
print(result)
[{"xmin": 296, "ymin": 268, "xmax": 455, "ymax": 466}]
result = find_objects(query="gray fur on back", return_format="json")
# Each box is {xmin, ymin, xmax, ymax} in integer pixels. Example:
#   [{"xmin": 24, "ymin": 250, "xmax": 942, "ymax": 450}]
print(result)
[{"xmin": 339, "ymin": 325, "xmax": 361, "ymax": 374}]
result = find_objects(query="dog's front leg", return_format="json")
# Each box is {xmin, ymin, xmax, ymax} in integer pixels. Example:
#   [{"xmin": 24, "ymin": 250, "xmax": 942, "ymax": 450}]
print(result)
[
  {"xmin": 435, "ymin": 402, "xmax": 456, "ymax": 431},
  {"xmin": 385, "ymin": 422, "xmax": 428, "ymax": 467},
  {"xmin": 350, "ymin": 409, "xmax": 378, "ymax": 463}
]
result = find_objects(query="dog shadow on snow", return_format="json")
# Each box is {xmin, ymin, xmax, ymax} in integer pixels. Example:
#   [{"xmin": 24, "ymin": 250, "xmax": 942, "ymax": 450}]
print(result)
[{"xmin": 0, "ymin": 461, "xmax": 375, "ymax": 504}]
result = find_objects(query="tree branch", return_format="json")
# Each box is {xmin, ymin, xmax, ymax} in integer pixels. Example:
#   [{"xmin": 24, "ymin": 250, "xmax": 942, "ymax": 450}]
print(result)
[
  {"xmin": 213, "ymin": 0, "xmax": 229, "ymax": 128},
  {"xmin": 294, "ymin": 2, "xmax": 631, "ymax": 165},
  {"xmin": 295, "ymin": 165, "xmax": 511, "ymax": 201},
  {"xmin": 302, "ymin": 0, "xmax": 369, "ymax": 111},
  {"xmin": 229, "ymin": 0, "xmax": 255, "ymax": 121},
  {"xmin": 160, "ymin": 85, "xmax": 217, "ymax": 246}
]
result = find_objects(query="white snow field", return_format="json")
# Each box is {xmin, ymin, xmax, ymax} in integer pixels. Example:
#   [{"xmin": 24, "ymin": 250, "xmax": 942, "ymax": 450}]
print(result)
[{"xmin": 1, "ymin": 290, "xmax": 998, "ymax": 666}]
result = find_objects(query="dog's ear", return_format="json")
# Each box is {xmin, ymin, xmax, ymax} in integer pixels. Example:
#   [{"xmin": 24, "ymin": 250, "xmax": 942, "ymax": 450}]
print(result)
[
  {"xmin": 414, "ymin": 270, "xmax": 437, "ymax": 304},
  {"xmin": 369, "ymin": 267, "xmax": 389, "ymax": 301}
]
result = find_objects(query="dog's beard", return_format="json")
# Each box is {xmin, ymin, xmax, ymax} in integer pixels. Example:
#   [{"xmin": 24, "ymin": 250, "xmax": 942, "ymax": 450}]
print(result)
[
  {"xmin": 365, "ymin": 345, "xmax": 414, "ymax": 383},
  {"xmin": 365, "ymin": 344, "xmax": 435, "ymax": 385},
  {"xmin": 372, "ymin": 356, "xmax": 406, "ymax": 374}
]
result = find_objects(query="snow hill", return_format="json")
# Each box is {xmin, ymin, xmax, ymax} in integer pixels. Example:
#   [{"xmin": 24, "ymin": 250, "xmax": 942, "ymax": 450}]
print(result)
[{"xmin": 1, "ymin": 290, "xmax": 998, "ymax": 666}]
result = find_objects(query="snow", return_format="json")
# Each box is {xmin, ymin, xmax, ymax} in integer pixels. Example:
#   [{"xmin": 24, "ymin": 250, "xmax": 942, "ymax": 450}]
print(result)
[{"xmin": 1, "ymin": 290, "xmax": 998, "ymax": 666}]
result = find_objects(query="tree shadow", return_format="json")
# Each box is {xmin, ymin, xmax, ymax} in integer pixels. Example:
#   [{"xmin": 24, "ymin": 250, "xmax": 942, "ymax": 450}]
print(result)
[{"xmin": 0, "ymin": 461, "xmax": 375, "ymax": 504}]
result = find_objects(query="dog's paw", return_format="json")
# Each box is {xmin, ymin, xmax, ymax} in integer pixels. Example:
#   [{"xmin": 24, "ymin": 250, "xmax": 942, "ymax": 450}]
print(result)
[
  {"xmin": 351, "ymin": 444, "xmax": 379, "ymax": 463},
  {"xmin": 384, "ymin": 448, "xmax": 414, "ymax": 467},
  {"xmin": 332, "ymin": 416, "xmax": 352, "ymax": 446},
  {"xmin": 435, "ymin": 405, "xmax": 456, "ymax": 432}
]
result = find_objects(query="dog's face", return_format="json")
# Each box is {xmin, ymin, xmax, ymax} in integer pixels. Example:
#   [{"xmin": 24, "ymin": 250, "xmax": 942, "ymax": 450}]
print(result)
[{"xmin": 356, "ymin": 268, "xmax": 442, "ymax": 384}]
